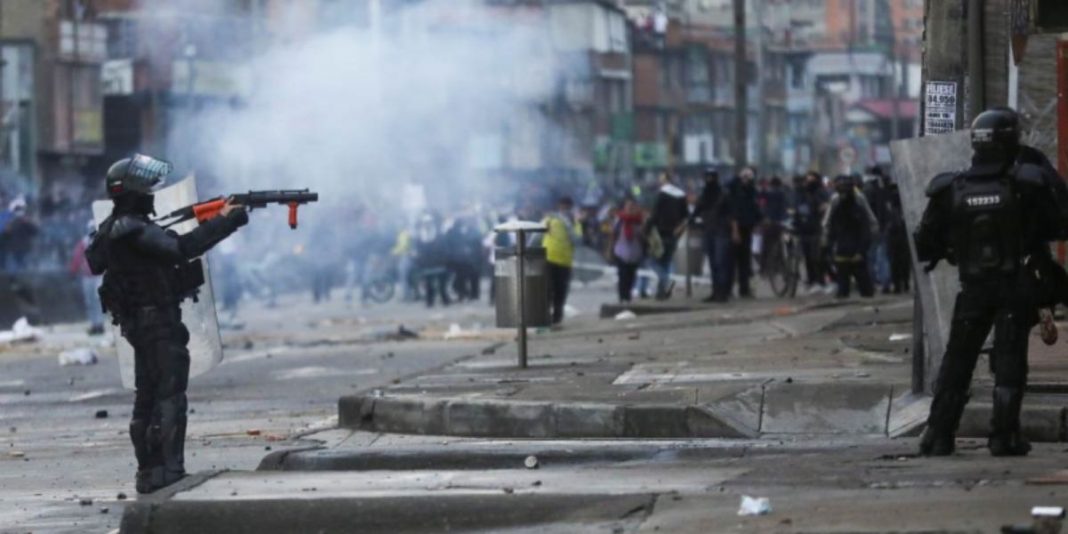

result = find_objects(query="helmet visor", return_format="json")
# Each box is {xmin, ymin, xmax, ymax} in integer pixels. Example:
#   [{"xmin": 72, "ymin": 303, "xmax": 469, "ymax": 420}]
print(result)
[{"xmin": 128, "ymin": 154, "xmax": 173, "ymax": 191}]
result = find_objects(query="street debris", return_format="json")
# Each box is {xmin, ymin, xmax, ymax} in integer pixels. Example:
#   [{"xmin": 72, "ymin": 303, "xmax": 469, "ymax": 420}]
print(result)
[
  {"xmin": 564, "ymin": 304, "xmax": 580, "ymax": 318},
  {"xmin": 502, "ymin": 487, "xmax": 514, "ymax": 494},
  {"xmin": 8, "ymin": 451, "xmax": 25, "ymax": 458},
  {"xmin": 116, "ymin": 493, "xmax": 127, "ymax": 501},
  {"xmin": 78, "ymin": 498, "xmax": 93, "ymax": 507},
  {"xmin": 100, "ymin": 507, "xmax": 109, "ymax": 514},
  {"xmin": 524, "ymin": 455, "xmax": 539, "ymax": 469},
  {"xmin": 397, "ymin": 325, "xmax": 419, "ymax": 339},
  {"xmin": 444, "ymin": 323, "xmax": 485, "ymax": 340},
  {"xmin": 737, "ymin": 496, "xmax": 772, "ymax": 516},
  {"xmin": 94, "ymin": 410, "xmax": 108, "ymax": 419},
  {"xmin": 59, "ymin": 348, "xmax": 99, "ymax": 366},
  {"xmin": 0, "ymin": 317, "xmax": 40, "ymax": 345},
  {"xmin": 482, "ymin": 342, "xmax": 505, "ymax": 355},
  {"xmin": 614, "ymin": 310, "xmax": 637, "ymax": 321},
  {"xmin": 889, "ymin": 333, "xmax": 912, "ymax": 342},
  {"xmin": 246, "ymin": 429, "xmax": 262, "ymax": 436}
]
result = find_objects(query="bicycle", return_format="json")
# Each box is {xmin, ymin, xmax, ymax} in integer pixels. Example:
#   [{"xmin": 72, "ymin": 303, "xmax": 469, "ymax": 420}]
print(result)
[
  {"xmin": 762, "ymin": 219, "xmax": 803, "ymax": 298},
  {"xmin": 362, "ymin": 253, "xmax": 398, "ymax": 304}
]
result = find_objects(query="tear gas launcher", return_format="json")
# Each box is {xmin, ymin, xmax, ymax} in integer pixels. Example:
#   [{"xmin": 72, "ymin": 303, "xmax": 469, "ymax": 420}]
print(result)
[{"xmin": 157, "ymin": 189, "xmax": 319, "ymax": 229}]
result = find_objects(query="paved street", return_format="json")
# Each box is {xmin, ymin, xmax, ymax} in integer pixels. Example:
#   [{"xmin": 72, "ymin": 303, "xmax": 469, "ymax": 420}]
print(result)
[
  {"xmin": 0, "ymin": 285, "xmax": 578, "ymax": 534},
  {"xmin": 6, "ymin": 281, "xmax": 1068, "ymax": 533}
]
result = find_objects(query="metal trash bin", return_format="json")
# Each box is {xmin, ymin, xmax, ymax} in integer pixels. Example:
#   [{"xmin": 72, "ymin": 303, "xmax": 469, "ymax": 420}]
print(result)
[
  {"xmin": 673, "ymin": 227, "xmax": 705, "ymax": 276},
  {"xmin": 494, "ymin": 246, "xmax": 551, "ymax": 328}
]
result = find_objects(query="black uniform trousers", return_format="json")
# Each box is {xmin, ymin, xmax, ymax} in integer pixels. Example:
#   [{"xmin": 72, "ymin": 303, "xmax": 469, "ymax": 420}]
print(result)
[
  {"xmin": 928, "ymin": 277, "xmax": 1031, "ymax": 439},
  {"xmin": 126, "ymin": 306, "xmax": 191, "ymax": 484},
  {"xmin": 547, "ymin": 262, "xmax": 572, "ymax": 324},
  {"xmin": 732, "ymin": 226, "xmax": 754, "ymax": 296}
]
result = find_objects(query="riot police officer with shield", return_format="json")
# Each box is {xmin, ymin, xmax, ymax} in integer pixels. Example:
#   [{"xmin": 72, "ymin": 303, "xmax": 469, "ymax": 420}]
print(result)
[
  {"xmin": 85, "ymin": 155, "xmax": 249, "ymax": 493},
  {"xmin": 915, "ymin": 108, "xmax": 1068, "ymax": 457}
]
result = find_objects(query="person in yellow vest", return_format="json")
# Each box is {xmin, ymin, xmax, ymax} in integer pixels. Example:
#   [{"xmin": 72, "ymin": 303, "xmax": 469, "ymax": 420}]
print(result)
[
  {"xmin": 541, "ymin": 196, "xmax": 581, "ymax": 324},
  {"xmin": 391, "ymin": 227, "xmax": 417, "ymax": 301}
]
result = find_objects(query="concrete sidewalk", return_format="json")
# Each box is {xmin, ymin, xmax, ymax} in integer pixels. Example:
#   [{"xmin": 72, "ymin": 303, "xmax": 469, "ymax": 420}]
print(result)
[
  {"xmin": 337, "ymin": 293, "xmax": 1068, "ymax": 442},
  {"xmin": 117, "ymin": 294, "xmax": 1068, "ymax": 533},
  {"xmin": 121, "ymin": 433, "xmax": 1068, "ymax": 533},
  {"xmin": 339, "ymin": 295, "xmax": 927, "ymax": 440}
]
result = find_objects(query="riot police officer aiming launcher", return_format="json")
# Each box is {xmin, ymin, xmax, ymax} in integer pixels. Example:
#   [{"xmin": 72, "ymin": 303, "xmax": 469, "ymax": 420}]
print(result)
[
  {"xmin": 84, "ymin": 154, "xmax": 254, "ymax": 493},
  {"xmin": 915, "ymin": 107, "xmax": 1068, "ymax": 457}
]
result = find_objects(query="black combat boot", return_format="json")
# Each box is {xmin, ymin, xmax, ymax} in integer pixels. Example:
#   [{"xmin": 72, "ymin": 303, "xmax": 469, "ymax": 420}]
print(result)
[
  {"xmin": 130, "ymin": 419, "xmax": 162, "ymax": 494},
  {"xmin": 988, "ymin": 386, "xmax": 1031, "ymax": 457},
  {"xmin": 919, "ymin": 390, "xmax": 969, "ymax": 456},
  {"xmin": 158, "ymin": 395, "xmax": 189, "ymax": 487}
]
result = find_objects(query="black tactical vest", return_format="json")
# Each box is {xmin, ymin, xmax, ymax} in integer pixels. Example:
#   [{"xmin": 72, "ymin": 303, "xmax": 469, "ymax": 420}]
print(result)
[
  {"xmin": 93, "ymin": 215, "xmax": 181, "ymax": 322},
  {"xmin": 949, "ymin": 171, "xmax": 1023, "ymax": 281}
]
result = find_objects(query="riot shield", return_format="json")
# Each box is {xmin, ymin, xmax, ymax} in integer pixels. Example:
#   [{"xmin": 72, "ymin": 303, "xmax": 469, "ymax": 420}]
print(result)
[
  {"xmin": 889, "ymin": 130, "xmax": 971, "ymax": 394},
  {"xmin": 92, "ymin": 177, "xmax": 224, "ymax": 390}
]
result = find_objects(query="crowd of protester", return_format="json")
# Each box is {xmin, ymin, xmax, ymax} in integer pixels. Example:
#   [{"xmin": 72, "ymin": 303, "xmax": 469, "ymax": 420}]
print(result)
[
  {"xmin": 596, "ymin": 165, "xmax": 912, "ymax": 305},
  {"xmin": 3, "ymin": 164, "xmax": 912, "ymax": 331}
]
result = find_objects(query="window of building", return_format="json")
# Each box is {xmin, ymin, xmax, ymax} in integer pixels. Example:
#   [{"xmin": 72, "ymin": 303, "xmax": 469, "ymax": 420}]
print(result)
[
  {"xmin": 103, "ymin": 16, "xmax": 137, "ymax": 59},
  {"xmin": 790, "ymin": 60, "xmax": 805, "ymax": 89},
  {"xmin": 608, "ymin": 80, "xmax": 626, "ymax": 113}
]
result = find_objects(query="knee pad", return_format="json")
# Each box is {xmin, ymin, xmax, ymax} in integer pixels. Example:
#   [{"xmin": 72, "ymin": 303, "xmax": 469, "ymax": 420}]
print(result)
[{"xmin": 157, "ymin": 392, "xmax": 188, "ymax": 421}]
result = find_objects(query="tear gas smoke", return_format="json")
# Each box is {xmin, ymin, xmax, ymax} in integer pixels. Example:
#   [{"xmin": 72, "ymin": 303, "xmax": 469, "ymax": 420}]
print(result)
[
  {"xmin": 161, "ymin": 0, "xmax": 580, "ymax": 220},
  {"xmin": 137, "ymin": 0, "xmax": 588, "ymax": 294}
]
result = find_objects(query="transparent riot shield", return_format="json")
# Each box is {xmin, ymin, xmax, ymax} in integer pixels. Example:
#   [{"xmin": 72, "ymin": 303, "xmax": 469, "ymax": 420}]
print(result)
[
  {"xmin": 890, "ymin": 130, "xmax": 971, "ymax": 394},
  {"xmin": 92, "ymin": 177, "xmax": 224, "ymax": 390}
]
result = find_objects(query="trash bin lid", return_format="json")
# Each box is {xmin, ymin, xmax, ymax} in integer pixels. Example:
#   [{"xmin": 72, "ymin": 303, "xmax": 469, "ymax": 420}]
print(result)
[{"xmin": 494, "ymin": 220, "xmax": 547, "ymax": 233}]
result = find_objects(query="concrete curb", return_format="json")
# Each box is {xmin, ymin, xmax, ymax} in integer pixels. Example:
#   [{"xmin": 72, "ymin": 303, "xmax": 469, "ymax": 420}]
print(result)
[
  {"xmin": 957, "ymin": 403, "xmax": 1067, "ymax": 442},
  {"xmin": 342, "ymin": 390, "xmax": 1068, "ymax": 443},
  {"xmin": 340, "ymin": 395, "xmax": 757, "ymax": 439},
  {"xmin": 119, "ymin": 493, "xmax": 651, "ymax": 534},
  {"xmin": 119, "ymin": 471, "xmax": 223, "ymax": 533},
  {"xmin": 597, "ymin": 295, "xmax": 899, "ymax": 319},
  {"xmin": 260, "ymin": 443, "xmax": 677, "ymax": 472}
]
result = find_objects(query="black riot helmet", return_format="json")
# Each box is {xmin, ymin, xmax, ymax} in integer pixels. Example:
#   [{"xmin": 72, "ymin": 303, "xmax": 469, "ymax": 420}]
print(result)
[
  {"xmin": 105, "ymin": 154, "xmax": 172, "ymax": 199},
  {"xmin": 834, "ymin": 174, "xmax": 855, "ymax": 197},
  {"xmin": 970, "ymin": 107, "xmax": 1021, "ymax": 170}
]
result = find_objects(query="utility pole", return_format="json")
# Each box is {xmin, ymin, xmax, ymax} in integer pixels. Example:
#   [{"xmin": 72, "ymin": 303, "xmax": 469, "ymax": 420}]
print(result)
[
  {"xmin": 733, "ymin": 0, "xmax": 747, "ymax": 168},
  {"xmin": 754, "ymin": 0, "xmax": 766, "ymax": 171},
  {"xmin": 920, "ymin": 0, "xmax": 967, "ymax": 137},
  {"xmin": 965, "ymin": 0, "xmax": 985, "ymax": 120},
  {"xmin": 887, "ymin": 0, "xmax": 901, "ymax": 141}
]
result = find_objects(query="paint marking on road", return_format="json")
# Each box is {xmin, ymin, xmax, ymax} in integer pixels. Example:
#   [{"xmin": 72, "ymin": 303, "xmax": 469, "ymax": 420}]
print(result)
[
  {"xmin": 224, "ymin": 346, "xmax": 298, "ymax": 365},
  {"xmin": 0, "ymin": 379, "xmax": 26, "ymax": 389},
  {"xmin": 68, "ymin": 389, "xmax": 123, "ymax": 402},
  {"xmin": 272, "ymin": 367, "xmax": 377, "ymax": 381}
]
